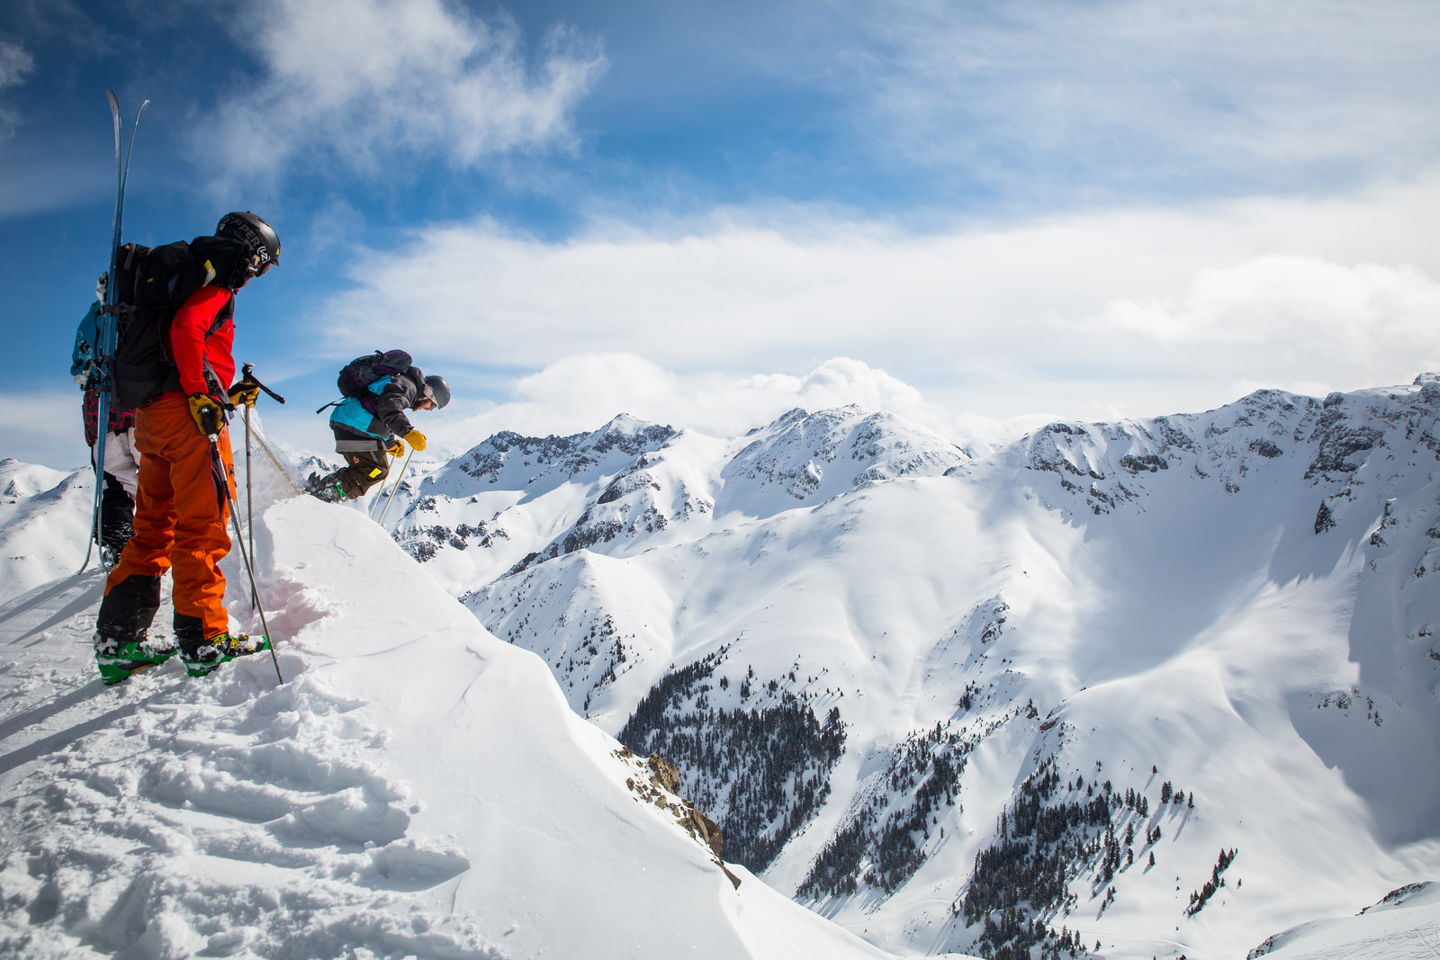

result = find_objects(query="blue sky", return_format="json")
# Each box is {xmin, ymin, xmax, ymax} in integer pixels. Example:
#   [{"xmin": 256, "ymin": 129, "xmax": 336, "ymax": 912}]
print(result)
[{"xmin": 3, "ymin": 0, "xmax": 1440, "ymax": 469}]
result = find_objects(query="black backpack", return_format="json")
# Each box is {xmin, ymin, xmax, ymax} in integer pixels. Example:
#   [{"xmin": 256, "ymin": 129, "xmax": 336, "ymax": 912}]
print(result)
[
  {"xmin": 109, "ymin": 235, "xmax": 248, "ymax": 411},
  {"xmin": 336, "ymin": 350, "xmax": 413, "ymax": 400}
]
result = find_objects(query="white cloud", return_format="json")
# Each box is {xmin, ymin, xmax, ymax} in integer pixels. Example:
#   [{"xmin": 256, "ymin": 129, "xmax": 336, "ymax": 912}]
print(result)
[
  {"xmin": 311, "ymin": 167, "xmax": 1440, "ymax": 428},
  {"xmin": 243, "ymin": 352, "xmax": 1038, "ymax": 466},
  {"xmin": 0, "ymin": 39, "xmax": 34, "ymax": 142},
  {"xmin": 421, "ymin": 354, "xmax": 1032, "ymax": 458},
  {"xmin": 0, "ymin": 388, "xmax": 91, "ymax": 470},
  {"xmin": 813, "ymin": 0, "xmax": 1440, "ymax": 198},
  {"xmin": 195, "ymin": 0, "xmax": 605, "ymax": 184},
  {"xmin": 1096, "ymin": 256, "xmax": 1440, "ymax": 370}
]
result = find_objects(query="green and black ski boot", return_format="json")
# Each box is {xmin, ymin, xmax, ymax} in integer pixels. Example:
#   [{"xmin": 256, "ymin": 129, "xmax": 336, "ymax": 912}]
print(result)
[
  {"xmin": 94, "ymin": 634, "xmax": 179, "ymax": 686},
  {"xmin": 181, "ymin": 632, "xmax": 272, "ymax": 678}
]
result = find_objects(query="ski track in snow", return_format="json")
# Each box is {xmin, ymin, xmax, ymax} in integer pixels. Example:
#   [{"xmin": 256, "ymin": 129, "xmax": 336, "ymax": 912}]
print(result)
[{"xmin": 0, "ymin": 571, "xmax": 499, "ymax": 960}]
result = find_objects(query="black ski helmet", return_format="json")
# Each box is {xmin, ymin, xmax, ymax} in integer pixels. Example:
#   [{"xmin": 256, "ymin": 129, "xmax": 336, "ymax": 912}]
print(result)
[
  {"xmin": 423, "ymin": 375, "xmax": 451, "ymax": 409},
  {"xmin": 216, "ymin": 211, "xmax": 281, "ymax": 277}
]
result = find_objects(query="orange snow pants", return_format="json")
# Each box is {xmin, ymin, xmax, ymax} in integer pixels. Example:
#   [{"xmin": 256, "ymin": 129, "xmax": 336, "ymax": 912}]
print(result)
[{"xmin": 103, "ymin": 394, "xmax": 235, "ymax": 638}]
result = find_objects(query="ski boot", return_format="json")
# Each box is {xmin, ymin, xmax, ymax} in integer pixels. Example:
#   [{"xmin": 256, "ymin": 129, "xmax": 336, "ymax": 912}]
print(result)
[
  {"xmin": 181, "ymin": 632, "xmax": 272, "ymax": 678},
  {"xmin": 94, "ymin": 633, "xmax": 179, "ymax": 686},
  {"xmin": 304, "ymin": 472, "xmax": 347, "ymax": 503}
]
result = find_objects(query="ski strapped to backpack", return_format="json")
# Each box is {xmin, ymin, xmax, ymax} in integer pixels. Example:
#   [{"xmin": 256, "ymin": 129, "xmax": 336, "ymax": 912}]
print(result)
[
  {"xmin": 108, "ymin": 236, "xmax": 250, "ymax": 411},
  {"xmin": 315, "ymin": 349, "xmax": 413, "ymax": 414},
  {"xmin": 81, "ymin": 91, "xmax": 148, "ymax": 574}
]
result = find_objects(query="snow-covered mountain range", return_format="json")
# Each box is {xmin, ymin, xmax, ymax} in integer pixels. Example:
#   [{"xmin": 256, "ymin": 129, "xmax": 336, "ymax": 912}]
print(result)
[
  {"xmin": 2, "ymin": 374, "xmax": 1437, "ymax": 959},
  {"xmin": 383, "ymin": 375, "xmax": 1440, "ymax": 959}
]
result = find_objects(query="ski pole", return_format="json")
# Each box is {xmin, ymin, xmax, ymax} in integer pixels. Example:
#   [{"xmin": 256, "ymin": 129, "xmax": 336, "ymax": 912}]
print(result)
[
  {"xmin": 376, "ymin": 448, "xmax": 413, "ymax": 525},
  {"xmin": 236, "ymin": 363, "xmax": 280, "ymax": 611},
  {"xmin": 244, "ymin": 404, "xmax": 256, "ymax": 611},
  {"xmin": 206, "ymin": 429, "xmax": 283, "ymax": 684}
]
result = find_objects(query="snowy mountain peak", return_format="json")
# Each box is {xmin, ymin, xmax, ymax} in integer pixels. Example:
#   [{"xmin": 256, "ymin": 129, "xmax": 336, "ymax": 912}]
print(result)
[
  {"xmin": 590, "ymin": 411, "xmax": 672, "ymax": 440},
  {"xmin": 426, "ymin": 416, "xmax": 678, "ymax": 499},
  {"xmin": 456, "ymin": 377, "xmax": 1440, "ymax": 960},
  {"xmin": 1006, "ymin": 375, "xmax": 1439, "ymax": 518},
  {"xmin": 0, "ymin": 457, "xmax": 71, "ymax": 499},
  {"xmin": 719, "ymin": 404, "xmax": 970, "ymax": 516}
]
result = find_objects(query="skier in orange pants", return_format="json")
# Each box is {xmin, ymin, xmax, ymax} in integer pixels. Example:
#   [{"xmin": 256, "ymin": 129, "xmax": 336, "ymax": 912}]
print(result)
[{"xmin": 93, "ymin": 212, "xmax": 281, "ymax": 684}]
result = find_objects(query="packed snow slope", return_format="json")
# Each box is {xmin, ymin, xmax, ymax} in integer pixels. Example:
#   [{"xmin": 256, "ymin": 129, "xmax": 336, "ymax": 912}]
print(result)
[
  {"xmin": 0, "ymin": 458, "xmax": 92, "ymax": 604},
  {"xmin": 0, "ymin": 493, "xmax": 954, "ymax": 959},
  {"xmin": 381, "ymin": 376, "xmax": 1440, "ymax": 960},
  {"xmin": 1248, "ymin": 881, "xmax": 1440, "ymax": 959}
]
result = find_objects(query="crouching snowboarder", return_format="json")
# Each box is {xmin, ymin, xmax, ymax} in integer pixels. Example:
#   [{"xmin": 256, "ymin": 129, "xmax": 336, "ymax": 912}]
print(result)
[{"xmin": 306, "ymin": 350, "xmax": 450, "ymax": 503}]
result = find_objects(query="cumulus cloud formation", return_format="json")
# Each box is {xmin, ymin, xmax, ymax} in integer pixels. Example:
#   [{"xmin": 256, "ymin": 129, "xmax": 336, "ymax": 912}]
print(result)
[
  {"xmin": 318, "ymin": 167, "xmax": 1440, "ymax": 425},
  {"xmin": 426, "ymin": 354, "xmax": 1002, "ymax": 456},
  {"xmin": 0, "ymin": 39, "xmax": 34, "ymax": 142},
  {"xmin": 820, "ymin": 0, "xmax": 1440, "ymax": 199},
  {"xmin": 196, "ymin": 0, "xmax": 605, "ymax": 183},
  {"xmin": 1097, "ymin": 256, "xmax": 1440, "ymax": 367}
]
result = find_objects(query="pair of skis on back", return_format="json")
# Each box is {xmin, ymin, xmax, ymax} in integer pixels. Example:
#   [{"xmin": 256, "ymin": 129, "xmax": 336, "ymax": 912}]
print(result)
[
  {"xmin": 81, "ymin": 90, "xmax": 145, "ymax": 575},
  {"xmin": 84, "ymin": 92, "xmax": 284, "ymax": 684}
]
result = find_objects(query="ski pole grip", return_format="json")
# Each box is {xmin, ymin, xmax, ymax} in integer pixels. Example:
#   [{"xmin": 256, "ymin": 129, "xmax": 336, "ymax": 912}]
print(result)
[{"xmin": 240, "ymin": 362, "xmax": 287, "ymax": 404}]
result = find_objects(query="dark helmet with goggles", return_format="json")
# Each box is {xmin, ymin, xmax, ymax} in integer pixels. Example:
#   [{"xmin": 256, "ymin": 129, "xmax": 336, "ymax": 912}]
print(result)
[
  {"xmin": 216, "ymin": 211, "xmax": 281, "ymax": 278},
  {"xmin": 423, "ymin": 375, "xmax": 451, "ymax": 409}
]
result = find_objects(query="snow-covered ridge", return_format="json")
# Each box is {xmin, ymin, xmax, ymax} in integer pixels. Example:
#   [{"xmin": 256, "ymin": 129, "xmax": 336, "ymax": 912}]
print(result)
[
  {"xmin": 1247, "ymin": 881, "xmax": 1440, "ymax": 959},
  {"xmin": 0, "ymin": 457, "xmax": 93, "ymax": 603},
  {"xmin": 0, "ymin": 496, "xmax": 939, "ymax": 960},
  {"xmin": 1008, "ymin": 375, "xmax": 1440, "ymax": 517},
  {"xmin": 393, "ymin": 403, "xmax": 968, "ymax": 596}
]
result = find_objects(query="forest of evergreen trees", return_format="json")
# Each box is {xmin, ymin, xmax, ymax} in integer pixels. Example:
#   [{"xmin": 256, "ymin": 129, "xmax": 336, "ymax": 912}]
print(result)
[
  {"xmin": 618, "ymin": 649, "xmax": 847, "ymax": 870},
  {"xmin": 799, "ymin": 720, "xmax": 978, "ymax": 898},
  {"xmin": 962, "ymin": 759, "xmax": 1184, "ymax": 960}
]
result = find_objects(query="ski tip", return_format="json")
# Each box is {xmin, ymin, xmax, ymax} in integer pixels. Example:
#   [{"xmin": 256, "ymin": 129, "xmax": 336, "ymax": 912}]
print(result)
[{"xmin": 106, "ymin": 89, "xmax": 118, "ymax": 108}]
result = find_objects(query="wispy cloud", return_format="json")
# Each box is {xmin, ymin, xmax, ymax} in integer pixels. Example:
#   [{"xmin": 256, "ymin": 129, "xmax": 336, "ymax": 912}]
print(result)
[
  {"xmin": 0, "ymin": 39, "xmax": 34, "ymax": 142},
  {"xmin": 310, "ymin": 166, "xmax": 1440, "ymax": 427},
  {"xmin": 810, "ymin": 0, "xmax": 1440, "ymax": 203},
  {"xmin": 433, "ymin": 354, "xmax": 968, "ymax": 449},
  {"xmin": 193, "ymin": 0, "xmax": 606, "ymax": 186},
  {"xmin": 0, "ymin": 387, "xmax": 89, "ymax": 470}
]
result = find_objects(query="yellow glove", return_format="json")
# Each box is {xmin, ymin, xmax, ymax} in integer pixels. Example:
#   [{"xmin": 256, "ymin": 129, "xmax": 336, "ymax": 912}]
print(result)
[
  {"xmin": 188, "ymin": 393, "xmax": 225, "ymax": 436},
  {"xmin": 227, "ymin": 380, "xmax": 260, "ymax": 407},
  {"xmin": 386, "ymin": 438, "xmax": 404, "ymax": 457},
  {"xmin": 403, "ymin": 429, "xmax": 427, "ymax": 452}
]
